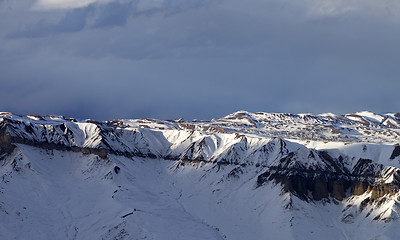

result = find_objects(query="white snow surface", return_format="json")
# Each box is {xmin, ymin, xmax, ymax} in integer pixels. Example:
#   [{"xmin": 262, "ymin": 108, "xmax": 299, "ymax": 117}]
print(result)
[
  {"xmin": 1, "ymin": 145, "xmax": 399, "ymax": 239},
  {"xmin": 1, "ymin": 111, "xmax": 400, "ymax": 239}
]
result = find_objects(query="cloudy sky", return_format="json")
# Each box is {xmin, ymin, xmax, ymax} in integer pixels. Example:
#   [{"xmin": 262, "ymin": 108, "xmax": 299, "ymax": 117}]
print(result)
[{"xmin": 1, "ymin": 0, "xmax": 399, "ymax": 120}]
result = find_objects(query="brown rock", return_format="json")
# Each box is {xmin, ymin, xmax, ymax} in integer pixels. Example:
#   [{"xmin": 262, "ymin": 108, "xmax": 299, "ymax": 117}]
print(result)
[
  {"xmin": 332, "ymin": 181, "xmax": 346, "ymax": 201},
  {"xmin": 0, "ymin": 122, "xmax": 15, "ymax": 155},
  {"xmin": 351, "ymin": 181, "xmax": 370, "ymax": 195},
  {"xmin": 313, "ymin": 178, "xmax": 329, "ymax": 200}
]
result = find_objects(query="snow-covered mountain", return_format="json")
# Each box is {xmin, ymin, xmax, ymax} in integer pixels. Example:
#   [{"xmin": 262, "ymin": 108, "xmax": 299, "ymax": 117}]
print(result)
[{"xmin": 1, "ymin": 111, "xmax": 400, "ymax": 239}]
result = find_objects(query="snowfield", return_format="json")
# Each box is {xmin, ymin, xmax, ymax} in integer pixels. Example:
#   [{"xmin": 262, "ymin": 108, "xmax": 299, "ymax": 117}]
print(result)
[{"xmin": 1, "ymin": 111, "xmax": 400, "ymax": 239}]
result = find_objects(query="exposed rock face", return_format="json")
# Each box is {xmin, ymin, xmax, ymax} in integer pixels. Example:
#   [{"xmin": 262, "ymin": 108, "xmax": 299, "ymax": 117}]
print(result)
[
  {"xmin": 370, "ymin": 182, "xmax": 400, "ymax": 201},
  {"xmin": 258, "ymin": 170, "xmax": 352, "ymax": 201},
  {"xmin": 351, "ymin": 181, "xmax": 371, "ymax": 195},
  {"xmin": 390, "ymin": 146, "xmax": 400, "ymax": 160},
  {"xmin": 257, "ymin": 153, "xmax": 400, "ymax": 203},
  {"xmin": 0, "ymin": 121, "xmax": 15, "ymax": 155}
]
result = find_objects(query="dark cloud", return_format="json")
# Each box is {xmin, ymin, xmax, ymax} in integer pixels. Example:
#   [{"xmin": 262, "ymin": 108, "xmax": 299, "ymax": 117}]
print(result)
[
  {"xmin": 10, "ymin": 0, "xmax": 216, "ymax": 37},
  {"xmin": 90, "ymin": 0, "xmax": 216, "ymax": 29},
  {"xmin": 91, "ymin": 1, "xmax": 133, "ymax": 28},
  {"xmin": 0, "ymin": 0, "xmax": 399, "ymax": 120},
  {"xmin": 57, "ymin": 6, "xmax": 93, "ymax": 32},
  {"xmin": 10, "ymin": 6, "xmax": 93, "ymax": 38}
]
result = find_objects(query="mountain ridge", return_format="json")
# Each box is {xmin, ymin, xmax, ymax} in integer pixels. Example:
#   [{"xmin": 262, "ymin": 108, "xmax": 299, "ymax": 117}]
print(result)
[{"xmin": 1, "ymin": 111, "xmax": 400, "ymax": 239}]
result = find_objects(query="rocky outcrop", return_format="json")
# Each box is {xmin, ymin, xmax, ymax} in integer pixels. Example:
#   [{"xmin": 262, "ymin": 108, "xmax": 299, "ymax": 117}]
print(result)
[
  {"xmin": 351, "ymin": 181, "xmax": 371, "ymax": 195},
  {"xmin": 390, "ymin": 146, "xmax": 400, "ymax": 160},
  {"xmin": 258, "ymin": 170, "xmax": 353, "ymax": 201},
  {"xmin": 257, "ymin": 154, "xmax": 400, "ymax": 203},
  {"xmin": 0, "ymin": 121, "xmax": 15, "ymax": 155},
  {"xmin": 370, "ymin": 183, "xmax": 399, "ymax": 201}
]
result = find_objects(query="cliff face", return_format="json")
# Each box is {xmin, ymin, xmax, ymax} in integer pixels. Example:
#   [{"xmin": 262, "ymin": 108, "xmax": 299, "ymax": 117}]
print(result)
[
  {"xmin": 257, "ymin": 155, "xmax": 400, "ymax": 203},
  {"xmin": 0, "ymin": 121, "xmax": 15, "ymax": 155}
]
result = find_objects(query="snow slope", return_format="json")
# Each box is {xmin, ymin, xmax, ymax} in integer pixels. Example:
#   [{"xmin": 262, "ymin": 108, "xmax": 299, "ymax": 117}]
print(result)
[{"xmin": 1, "ymin": 111, "xmax": 400, "ymax": 239}]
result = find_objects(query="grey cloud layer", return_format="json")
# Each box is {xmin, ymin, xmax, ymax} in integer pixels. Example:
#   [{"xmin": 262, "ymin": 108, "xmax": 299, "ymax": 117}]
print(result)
[
  {"xmin": 0, "ymin": 0, "xmax": 399, "ymax": 120},
  {"xmin": 10, "ymin": 0, "xmax": 214, "ymax": 38}
]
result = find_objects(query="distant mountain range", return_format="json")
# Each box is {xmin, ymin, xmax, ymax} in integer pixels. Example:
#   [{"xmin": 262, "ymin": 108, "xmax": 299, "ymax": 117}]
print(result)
[{"xmin": 1, "ymin": 111, "xmax": 400, "ymax": 239}]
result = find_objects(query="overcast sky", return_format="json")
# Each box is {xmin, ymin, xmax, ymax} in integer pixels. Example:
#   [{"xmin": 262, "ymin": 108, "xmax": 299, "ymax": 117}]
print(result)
[{"xmin": 0, "ymin": 0, "xmax": 399, "ymax": 120}]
